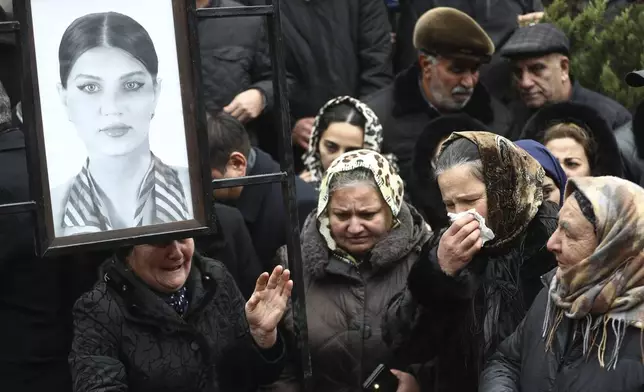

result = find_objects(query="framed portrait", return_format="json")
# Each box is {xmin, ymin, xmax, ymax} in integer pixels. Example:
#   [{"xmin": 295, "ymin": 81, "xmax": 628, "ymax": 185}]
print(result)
[{"xmin": 16, "ymin": 0, "xmax": 214, "ymax": 255}]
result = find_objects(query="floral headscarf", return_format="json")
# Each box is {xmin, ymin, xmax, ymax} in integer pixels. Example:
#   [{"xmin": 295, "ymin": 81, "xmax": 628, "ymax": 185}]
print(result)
[
  {"xmin": 439, "ymin": 131, "xmax": 545, "ymax": 248},
  {"xmin": 316, "ymin": 149, "xmax": 404, "ymax": 265},
  {"xmin": 302, "ymin": 96, "xmax": 399, "ymax": 189},
  {"xmin": 544, "ymin": 176, "xmax": 644, "ymax": 368}
]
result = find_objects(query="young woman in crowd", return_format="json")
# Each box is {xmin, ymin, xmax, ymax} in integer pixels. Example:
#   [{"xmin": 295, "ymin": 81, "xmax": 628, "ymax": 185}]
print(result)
[
  {"xmin": 516, "ymin": 139, "xmax": 568, "ymax": 206},
  {"xmin": 481, "ymin": 176, "xmax": 644, "ymax": 391},
  {"xmin": 520, "ymin": 102, "xmax": 625, "ymax": 180},
  {"xmin": 382, "ymin": 132, "xmax": 558, "ymax": 392},
  {"xmin": 300, "ymin": 96, "xmax": 398, "ymax": 190},
  {"xmin": 270, "ymin": 150, "xmax": 431, "ymax": 392}
]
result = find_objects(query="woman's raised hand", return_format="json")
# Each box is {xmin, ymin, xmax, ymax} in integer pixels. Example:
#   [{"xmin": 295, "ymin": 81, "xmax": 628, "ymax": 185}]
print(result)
[
  {"xmin": 245, "ymin": 266, "xmax": 294, "ymax": 349},
  {"xmin": 437, "ymin": 214, "xmax": 482, "ymax": 276}
]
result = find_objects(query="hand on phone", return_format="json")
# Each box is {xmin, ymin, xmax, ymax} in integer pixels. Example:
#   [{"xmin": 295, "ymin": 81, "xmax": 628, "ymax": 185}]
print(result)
[{"xmin": 363, "ymin": 364, "xmax": 399, "ymax": 392}]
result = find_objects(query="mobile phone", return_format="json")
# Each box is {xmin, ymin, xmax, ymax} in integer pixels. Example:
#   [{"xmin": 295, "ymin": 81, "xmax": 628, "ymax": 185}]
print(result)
[{"xmin": 363, "ymin": 364, "xmax": 398, "ymax": 392}]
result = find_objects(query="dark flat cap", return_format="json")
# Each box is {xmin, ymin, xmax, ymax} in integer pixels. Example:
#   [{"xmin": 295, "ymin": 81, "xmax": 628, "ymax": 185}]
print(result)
[
  {"xmin": 413, "ymin": 7, "xmax": 494, "ymax": 62},
  {"xmin": 626, "ymin": 70, "xmax": 644, "ymax": 87},
  {"xmin": 500, "ymin": 23, "xmax": 569, "ymax": 59}
]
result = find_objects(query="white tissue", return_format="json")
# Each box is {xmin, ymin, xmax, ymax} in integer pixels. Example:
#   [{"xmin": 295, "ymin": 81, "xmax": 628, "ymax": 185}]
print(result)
[{"xmin": 447, "ymin": 209, "xmax": 495, "ymax": 245}]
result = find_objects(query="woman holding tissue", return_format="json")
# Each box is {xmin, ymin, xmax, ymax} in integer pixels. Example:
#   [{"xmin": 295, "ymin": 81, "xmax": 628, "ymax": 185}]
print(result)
[{"xmin": 382, "ymin": 132, "xmax": 558, "ymax": 392}]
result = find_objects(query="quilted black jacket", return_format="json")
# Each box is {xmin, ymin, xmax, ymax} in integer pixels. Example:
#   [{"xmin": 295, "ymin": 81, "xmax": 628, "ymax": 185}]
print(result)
[{"xmin": 69, "ymin": 254, "xmax": 285, "ymax": 392}]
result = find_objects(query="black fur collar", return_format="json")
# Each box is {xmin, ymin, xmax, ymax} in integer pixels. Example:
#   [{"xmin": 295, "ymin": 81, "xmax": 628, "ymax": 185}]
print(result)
[{"xmin": 391, "ymin": 64, "xmax": 496, "ymax": 125}]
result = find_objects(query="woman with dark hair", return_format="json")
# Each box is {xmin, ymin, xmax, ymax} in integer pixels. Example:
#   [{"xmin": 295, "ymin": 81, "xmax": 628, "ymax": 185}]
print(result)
[
  {"xmin": 300, "ymin": 96, "xmax": 398, "ymax": 190},
  {"xmin": 519, "ymin": 102, "xmax": 626, "ymax": 180},
  {"xmin": 515, "ymin": 139, "xmax": 567, "ymax": 206},
  {"xmin": 382, "ymin": 132, "xmax": 558, "ymax": 392},
  {"xmin": 50, "ymin": 12, "xmax": 191, "ymax": 237}
]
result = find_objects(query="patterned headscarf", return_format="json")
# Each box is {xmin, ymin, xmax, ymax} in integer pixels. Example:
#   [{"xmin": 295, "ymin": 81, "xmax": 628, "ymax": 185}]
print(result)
[
  {"xmin": 439, "ymin": 132, "xmax": 545, "ymax": 248},
  {"xmin": 316, "ymin": 149, "xmax": 404, "ymax": 265},
  {"xmin": 544, "ymin": 176, "xmax": 644, "ymax": 368},
  {"xmin": 302, "ymin": 96, "xmax": 399, "ymax": 189},
  {"xmin": 62, "ymin": 154, "xmax": 189, "ymax": 233}
]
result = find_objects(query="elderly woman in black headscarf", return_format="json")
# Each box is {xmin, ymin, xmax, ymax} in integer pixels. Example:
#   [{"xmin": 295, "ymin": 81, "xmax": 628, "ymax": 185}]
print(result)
[
  {"xmin": 382, "ymin": 132, "xmax": 558, "ymax": 392},
  {"xmin": 481, "ymin": 176, "xmax": 644, "ymax": 391}
]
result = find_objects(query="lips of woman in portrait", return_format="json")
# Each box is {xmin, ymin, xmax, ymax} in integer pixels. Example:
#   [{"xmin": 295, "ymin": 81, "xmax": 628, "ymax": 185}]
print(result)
[
  {"xmin": 128, "ymin": 239, "xmax": 195, "ymax": 293},
  {"xmin": 58, "ymin": 46, "xmax": 161, "ymax": 157}
]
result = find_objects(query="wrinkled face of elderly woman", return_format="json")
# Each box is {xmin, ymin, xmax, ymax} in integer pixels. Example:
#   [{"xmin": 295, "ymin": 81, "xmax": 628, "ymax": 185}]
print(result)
[
  {"xmin": 58, "ymin": 46, "xmax": 161, "ymax": 157},
  {"xmin": 128, "ymin": 239, "xmax": 194, "ymax": 293},
  {"xmin": 547, "ymin": 195, "xmax": 598, "ymax": 271},
  {"xmin": 437, "ymin": 163, "xmax": 488, "ymax": 221},
  {"xmin": 328, "ymin": 178, "xmax": 393, "ymax": 256}
]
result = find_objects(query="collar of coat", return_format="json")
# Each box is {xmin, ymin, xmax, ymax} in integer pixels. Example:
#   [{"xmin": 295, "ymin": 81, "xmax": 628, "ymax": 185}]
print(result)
[
  {"xmin": 100, "ymin": 253, "xmax": 221, "ymax": 327},
  {"xmin": 391, "ymin": 63, "xmax": 496, "ymax": 126},
  {"xmin": 300, "ymin": 202, "xmax": 431, "ymax": 280}
]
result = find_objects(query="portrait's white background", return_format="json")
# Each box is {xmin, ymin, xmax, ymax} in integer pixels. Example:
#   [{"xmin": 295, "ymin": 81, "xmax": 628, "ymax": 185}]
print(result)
[{"xmin": 31, "ymin": 0, "xmax": 190, "ymax": 189}]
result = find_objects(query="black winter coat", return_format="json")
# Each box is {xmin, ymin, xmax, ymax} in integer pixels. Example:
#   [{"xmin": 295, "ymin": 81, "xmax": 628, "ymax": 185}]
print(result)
[
  {"xmin": 480, "ymin": 271, "xmax": 644, "ymax": 392},
  {"xmin": 69, "ymin": 255, "xmax": 285, "ymax": 392},
  {"xmin": 223, "ymin": 148, "xmax": 317, "ymax": 269},
  {"xmin": 278, "ymin": 0, "xmax": 393, "ymax": 121},
  {"xmin": 194, "ymin": 202, "xmax": 264, "ymax": 299},
  {"xmin": 365, "ymin": 64, "xmax": 512, "ymax": 187},
  {"xmin": 381, "ymin": 202, "xmax": 558, "ymax": 392}
]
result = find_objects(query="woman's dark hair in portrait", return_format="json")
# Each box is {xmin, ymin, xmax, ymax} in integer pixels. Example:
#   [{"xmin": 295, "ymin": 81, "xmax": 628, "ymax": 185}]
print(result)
[
  {"xmin": 316, "ymin": 103, "xmax": 367, "ymax": 135},
  {"xmin": 58, "ymin": 12, "xmax": 159, "ymax": 87}
]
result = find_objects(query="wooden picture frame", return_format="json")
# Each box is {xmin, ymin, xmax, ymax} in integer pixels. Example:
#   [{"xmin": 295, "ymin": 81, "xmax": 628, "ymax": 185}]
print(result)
[{"xmin": 15, "ymin": 0, "xmax": 213, "ymax": 256}]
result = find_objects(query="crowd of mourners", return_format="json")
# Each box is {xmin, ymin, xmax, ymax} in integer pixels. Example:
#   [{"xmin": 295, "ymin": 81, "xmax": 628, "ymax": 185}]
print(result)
[{"xmin": 3, "ymin": 0, "xmax": 644, "ymax": 391}]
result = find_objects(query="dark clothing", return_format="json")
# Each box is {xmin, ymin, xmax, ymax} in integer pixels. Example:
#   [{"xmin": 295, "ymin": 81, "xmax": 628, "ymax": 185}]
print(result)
[
  {"xmin": 365, "ymin": 64, "xmax": 512, "ymax": 186},
  {"xmin": 382, "ymin": 202, "xmax": 558, "ymax": 392},
  {"xmin": 271, "ymin": 203, "xmax": 432, "ymax": 392},
  {"xmin": 480, "ymin": 271, "xmax": 644, "ymax": 392},
  {"xmin": 194, "ymin": 203, "xmax": 263, "ymax": 299},
  {"xmin": 198, "ymin": 0, "xmax": 277, "ymax": 149},
  {"xmin": 226, "ymin": 148, "xmax": 317, "ymax": 269},
  {"xmin": 616, "ymin": 100, "xmax": 644, "ymax": 161},
  {"xmin": 279, "ymin": 0, "xmax": 393, "ymax": 121},
  {"xmin": 393, "ymin": 0, "xmax": 543, "ymax": 73},
  {"xmin": 0, "ymin": 128, "xmax": 71, "ymax": 392},
  {"xmin": 507, "ymin": 81, "xmax": 632, "ymax": 140},
  {"xmin": 69, "ymin": 255, "xmax": 285, "ymax": 392}
]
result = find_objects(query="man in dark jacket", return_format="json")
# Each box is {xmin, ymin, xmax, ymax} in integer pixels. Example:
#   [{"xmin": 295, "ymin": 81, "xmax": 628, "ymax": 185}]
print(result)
[
  {"xmin": 278, "ymin": 0, "xmax": 393, "ymax": 168},
  {"xmin": 206, "ymin": 112, "xmax": 317, "ymax": 269},
  {"xmin": 197, "ymin": 0, "xmax": 279, "ymax": 153},
  {"xmin": 365, "ymin": 7, "xmax": 511, "ymax": 186},
  {"xmin": 500, "ymin": 23, "xmax": 633, "ymax": 139},
  {"xmin": 393, "ymin": 0, "xmax": 544, "ymax": 73}
]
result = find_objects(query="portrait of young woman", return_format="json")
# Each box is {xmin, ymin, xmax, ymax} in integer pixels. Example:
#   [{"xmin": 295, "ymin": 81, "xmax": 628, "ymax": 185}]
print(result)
[{"xmin": 29, "ymin": 0, "xmax": 196, "ymax": 239}]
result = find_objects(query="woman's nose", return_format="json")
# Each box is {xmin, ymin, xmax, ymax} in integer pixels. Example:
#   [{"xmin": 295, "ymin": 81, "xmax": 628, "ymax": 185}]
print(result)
[
  {"xmin": 99, "ymin": 90, "xmax": 122, "ymax": 116},
  {"xmin": 347, "ymin": 218, "xmax": 363, "ymax": 234},
  {"xmin": 547, "ymin": 230, "xmax": 560, "ymax": 253}
]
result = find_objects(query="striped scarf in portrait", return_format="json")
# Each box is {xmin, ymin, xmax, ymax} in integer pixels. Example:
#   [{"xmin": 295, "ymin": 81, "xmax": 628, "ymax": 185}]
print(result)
[{"xmin": 62, "ymin": 154, "xmax": 189, "ymax": 232}]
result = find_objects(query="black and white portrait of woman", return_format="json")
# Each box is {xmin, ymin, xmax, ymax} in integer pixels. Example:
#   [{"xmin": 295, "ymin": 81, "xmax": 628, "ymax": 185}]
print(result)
[{"xmin": 30, "ymin": 0, "xmax": 194, "ymax": 238}]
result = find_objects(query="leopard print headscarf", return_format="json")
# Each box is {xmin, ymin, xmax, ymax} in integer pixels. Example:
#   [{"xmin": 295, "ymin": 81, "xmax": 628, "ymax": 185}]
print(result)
[
  {"xmin": 302, "ymin": 96, "xmax": 399, "ymax": 190},
  {"xmin": 316, "ymin": 149, "xmax": 404, "ymax": 265}
]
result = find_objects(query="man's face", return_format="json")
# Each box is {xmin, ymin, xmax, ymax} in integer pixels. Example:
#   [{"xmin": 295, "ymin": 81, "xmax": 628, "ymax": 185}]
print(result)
[
  {"xmin": 512, "ymin": 53, "xmax": 570, "ymax": 109},
  {"xmin": 420, "ymin": 55, "xmax": 481, "ymax": 111}
]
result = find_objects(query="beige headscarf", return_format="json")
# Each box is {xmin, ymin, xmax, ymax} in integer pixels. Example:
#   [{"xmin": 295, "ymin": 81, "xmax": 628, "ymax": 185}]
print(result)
[
  {"xmin": 316, "ymin": 149, "xmax": 405, "ymax": 265},
  {"xmin": 544, "ymin": 176, "xmax": 644, "ymax": 368}
]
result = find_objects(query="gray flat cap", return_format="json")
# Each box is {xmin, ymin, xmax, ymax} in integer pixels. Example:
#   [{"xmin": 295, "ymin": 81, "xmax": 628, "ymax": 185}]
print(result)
[
  {"xmin": 626, "ymin": 70, "xmax": 644, "ymax": 88},
  {"xmin": 500, "ymin": 23, "xmax": 570, "ymax": 59}
]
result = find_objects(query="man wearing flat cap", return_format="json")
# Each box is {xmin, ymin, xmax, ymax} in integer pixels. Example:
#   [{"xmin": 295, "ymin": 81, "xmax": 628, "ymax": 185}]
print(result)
[
  {"xmin": 365, "ymin": 7, "xmax": 511, "ymax": 187},
  {"xmin": 501, "ymin": 23, "xmax": 632, "ymax": 139}
]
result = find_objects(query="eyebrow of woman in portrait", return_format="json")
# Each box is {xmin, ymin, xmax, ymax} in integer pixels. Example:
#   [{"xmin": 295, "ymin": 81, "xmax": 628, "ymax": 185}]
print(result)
[{"xmin": 49, "ymin": 11, "xmax": 192, "ymax": 238}]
